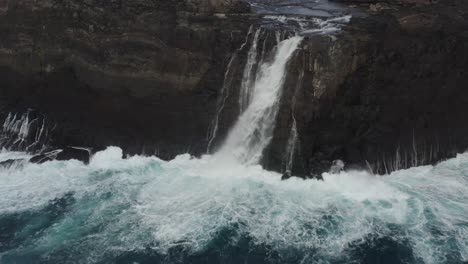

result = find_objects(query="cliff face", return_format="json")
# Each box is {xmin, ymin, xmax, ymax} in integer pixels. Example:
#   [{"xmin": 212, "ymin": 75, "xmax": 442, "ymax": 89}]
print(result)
[
  {"xmin": 1, "ymin": 0, "xmax": 468, "ymax": 176},
  {"xmin": 0, "ymin": 0, "xmax": 251, "ymax": 158},
  {"xmin": 264, "ymin": 0, "xmax": 468, "ymax": 176}
]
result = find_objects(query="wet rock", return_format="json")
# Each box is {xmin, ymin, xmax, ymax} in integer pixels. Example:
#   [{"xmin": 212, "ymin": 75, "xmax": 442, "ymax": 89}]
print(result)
[
  {"xmin": 56, "ymin": 147, "xmax": 91, "ymax": 163},
  {"xmin": 0, "ymin": 159, "xmax": 24, "ymax": 168},
  {"xmin": 30, "ymin": 150, "xmax": 62, "ymax": 164},
  {"xmin": 28, "ymin": 147, "xmax": 91, "ymax": 163},
  {"xmin": 281, "ymin": 171, "xmax": 292, "ymax": 180},
  {"xmin": 263, "ymin": 0, "xmax": 468, "ymax": 176}
]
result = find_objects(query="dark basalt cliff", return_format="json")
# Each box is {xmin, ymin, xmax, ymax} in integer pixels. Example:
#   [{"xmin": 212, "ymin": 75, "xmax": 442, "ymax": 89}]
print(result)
[
  {"xmin": 1, "ymin": 0, "xmax": 468, "ymax": 177},
  {"xmin": 265, "ymin": 0, "xmax": 468, "ymax": 176},
  {"xmin": 0, "ymin": 0, "xmax": 252, "ymax": 158}
]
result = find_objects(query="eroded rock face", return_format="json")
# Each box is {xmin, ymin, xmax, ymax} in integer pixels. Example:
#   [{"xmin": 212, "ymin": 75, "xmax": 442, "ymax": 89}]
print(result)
[
  {"xmin": 0, "ymin": 0, "xmax": 252, "ymax": 158},
  {"xmin": 263, "ymin": 0, "xmax": 468, "ymax": 176},
  {"xmin": 0, "ymin": 0, "xmax": 8, "ymax": 16}
]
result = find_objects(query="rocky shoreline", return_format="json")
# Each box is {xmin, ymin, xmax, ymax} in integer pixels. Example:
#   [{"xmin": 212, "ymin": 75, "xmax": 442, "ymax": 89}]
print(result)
[{"xmin": 1, "ymin": 0, "xmax": 468, "ymax": 177}]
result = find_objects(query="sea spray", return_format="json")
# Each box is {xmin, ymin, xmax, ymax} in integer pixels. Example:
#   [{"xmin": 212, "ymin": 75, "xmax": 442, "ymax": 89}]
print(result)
[
  {"xmin": 1, "ymin": 112, "xmax": 50, "ymax": 152},
  {"xmin": 0, "ymin": 147, "xmax": 466, "ymax": 263}
]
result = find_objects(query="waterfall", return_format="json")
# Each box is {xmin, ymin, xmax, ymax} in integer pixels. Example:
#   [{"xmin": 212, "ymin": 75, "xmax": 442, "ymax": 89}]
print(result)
[
  {"xmin": 206, "ymin": 26, "xmax": 254, "ymax": 153},
  {"xmin": 283, "ymin": 68, "xmax": 304, "ymax": 175},
  {"xmin": 1, "ymin": 112, "xmax": 50, "ymax": 152},
  {"xmin": 209, "ymin": 15, "xmax": 351, "ymax": 165},
  {"xmin": 217, "ymin": 36, "xmax": 303, "ymax": 165},
  {"xmin": 206, "ymin": 54, "xmax": 238, "ymax": 153},
  {"xmin": 284, "ymin": 115, "xmax": 298, "ymax": 175},
  {"xmin": 239, "ymin": 28, "xmax": 263, "ymax": 113}
]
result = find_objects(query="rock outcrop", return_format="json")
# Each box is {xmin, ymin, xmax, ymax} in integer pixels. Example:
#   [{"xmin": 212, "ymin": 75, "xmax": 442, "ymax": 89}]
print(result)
[{"xmin": 263, "ymin": 0, "xmax": 468, "ymax": 176}]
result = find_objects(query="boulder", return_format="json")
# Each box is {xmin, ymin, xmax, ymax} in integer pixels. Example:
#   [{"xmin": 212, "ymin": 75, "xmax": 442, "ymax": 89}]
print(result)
[{"xmin": 56, "ymin": 147, "xmax": 91, "ymax": 163}]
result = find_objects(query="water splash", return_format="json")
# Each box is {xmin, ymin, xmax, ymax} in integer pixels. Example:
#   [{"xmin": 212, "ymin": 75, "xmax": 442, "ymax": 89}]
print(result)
[
  {"xmin": 0, "ymin": 112, "xmax": 50, "ymax": 152},
  {"xmin": 0, "ymin": 147, "xmax": 466, "ymax": 263}
]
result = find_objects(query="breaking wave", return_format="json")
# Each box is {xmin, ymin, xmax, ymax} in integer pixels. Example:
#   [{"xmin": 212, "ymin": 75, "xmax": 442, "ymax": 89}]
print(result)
[{"xmin": 0, "ymin": 147, "xmax": 466, "ymax": 264}]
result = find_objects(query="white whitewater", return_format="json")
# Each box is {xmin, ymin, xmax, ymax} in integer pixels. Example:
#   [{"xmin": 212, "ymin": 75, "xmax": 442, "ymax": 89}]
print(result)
[
  {"xmin": 217, "ymin": 36, "xmax": 303, "ymax": 165},
  {"xmin": 0, "ymin": 147, "xmax": 466, "ymax": 264},
  {"xmin": 206, "ymin": 54, "xmax": 238, "ymax": 153}
]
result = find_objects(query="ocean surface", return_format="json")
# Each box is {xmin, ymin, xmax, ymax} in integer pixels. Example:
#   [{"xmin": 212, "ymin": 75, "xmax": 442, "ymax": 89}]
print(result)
[{"xmin": 0, "ymin": 147, "xmax": 467, "ymax": 264}]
